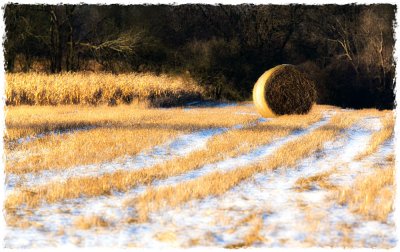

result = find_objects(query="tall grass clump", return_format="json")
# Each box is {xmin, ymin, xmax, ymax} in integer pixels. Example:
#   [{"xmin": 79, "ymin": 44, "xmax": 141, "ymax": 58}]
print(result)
[{"xmin": 6, "ymin": 72, "xmax": 205, "ymax": 107}]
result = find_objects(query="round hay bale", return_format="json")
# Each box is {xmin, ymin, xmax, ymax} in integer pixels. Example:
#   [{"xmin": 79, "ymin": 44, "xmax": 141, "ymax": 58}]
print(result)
[{"xmin": 252, "ymin": 64, "xmax": 316, "ymax": 118}]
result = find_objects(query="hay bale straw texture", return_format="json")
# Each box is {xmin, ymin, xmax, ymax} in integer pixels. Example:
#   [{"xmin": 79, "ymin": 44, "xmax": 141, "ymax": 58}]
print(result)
[{"xmin": 253, "ymin": 64, "xmax": 316, "ymax": 118}]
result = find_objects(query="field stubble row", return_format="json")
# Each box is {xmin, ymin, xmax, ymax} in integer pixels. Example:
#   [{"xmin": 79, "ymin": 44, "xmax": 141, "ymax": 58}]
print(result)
[
  {"xmin": 5, "ymin": 104, "xmax": 257, "ymax": 174},
  {"xmin": 5, "ymin": 106, "xmax": 325, "ymax": 209},
  {"xmin": 131, "ymin": 111, "xmax": 384, "ymax": 221},
  {"xmin": 4, "ymin": 105, "xmax": 394, "ymax": 234}
]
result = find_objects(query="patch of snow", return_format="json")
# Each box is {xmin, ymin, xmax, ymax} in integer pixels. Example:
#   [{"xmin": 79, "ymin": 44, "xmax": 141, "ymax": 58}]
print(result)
[
  {"xmin": 184, "ymin": 101, "xmax": 238, "ymax": 108},
  {"xmin": 7, "ymin": 118, "xmax": 268, "ymax": 193},
  {"xmin": 6, "ymin": 126, "xmax": 234, "ymax": 193},
  {"xmin": 4, "ymin": 113, "xmax": 329, "ymax": 247},
  {"xmin": 235, "ymin": 112, "xmax": 259, "ymax": 116},
  {"xmin": 129, "ymin": 116, "xmax": 394, "ymax": 248},
  {"xmin": 151, "ymin": 114, "xmax": 331, "ymax": 189},
  {"xmin": 328, "ymin": 117, "xmax": 389, "ymax": 186},
  {"xmin": 5, "ymin": 114, "xmax": 395, "ymax": 248},
  {"xmin": 257, "ymin": 117, "xmax": 269, "ymax": 123}
]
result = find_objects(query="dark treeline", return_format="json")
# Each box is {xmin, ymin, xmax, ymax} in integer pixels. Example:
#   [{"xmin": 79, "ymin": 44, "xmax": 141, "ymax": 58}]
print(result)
[{"xmin": 4, "ymin": 4, "xmax": 396, "ymax": 109}]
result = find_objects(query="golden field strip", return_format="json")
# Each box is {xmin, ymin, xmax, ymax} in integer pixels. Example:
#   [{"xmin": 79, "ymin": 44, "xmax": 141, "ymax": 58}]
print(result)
[
  {"xmin": 337, "ymin": 153, "xmax": 395, "ymax": 222},
  {"xmin": 294, "ymin": 113, "xmax": 395, "ymax": 222},
  {"xmin": 132, "ymin": 111, "xmax": 365, "ymax": 221},
  {"xmin": 6, "ymin": 72, "xmax": 205, "ymax": 106},
  {"xmin": 5, "ymin": 105, "xmax": 259, "ymax": 174},
  {"xmin": 355, "ymin": 114, "xmax": 394, "ymax": 160},
  {"xmin": 3, "ymin": 103, "xmax": 395, "ymax": 247},
  {"xmin": 5, "ymin": 106, "xmax": 323, "ymax": 208}
]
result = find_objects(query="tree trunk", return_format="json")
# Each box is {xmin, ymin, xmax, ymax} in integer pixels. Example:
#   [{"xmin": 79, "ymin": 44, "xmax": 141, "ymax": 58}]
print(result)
[
  {"xmin": 66, "ymin": 7, "xmax": 75, "ymax": 71},
  {"xmin": 49, "ymin": 8, "xmax": 63, "ymax": 73},
  {"xmin": 66, "ymin": 25, "xmax": 74, "ymax": 71}
]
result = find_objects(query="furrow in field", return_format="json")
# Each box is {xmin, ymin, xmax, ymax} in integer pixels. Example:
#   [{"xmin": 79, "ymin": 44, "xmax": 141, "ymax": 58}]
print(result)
[
  {"xmin": 5, "ymin": 126, "xmax": 98, "ymax": 171},
  {"xmin": 294, "ymin": 138, "xmax": 395, "ymax": 246},
  {"xmin": 5, "ymin": 109, "xmax": 324, "ymax": 209},
  {"xmin": 5, "ymin": 127, "xmax": 184, "ymax": 174},
  {"xmin": 6, "ymin": 125, "xmax": 235, "ymax": 192},
  {"xmin": 5, "ymin": 113, "xmax": 390, "ymax": 248},
  {"xmin": 134, "ymin": 116, "xmax": 390, "ymax": 248},
  {"xmin": 133, "ymin": 111, "xmax": 365, "ymax": 221},
  {"xmin": 329, "ymin": 144, "xmax": 394, "ymax": 187},
  {"xmin": 354, "ymin": 113, "xmax": 394, "ymax": 160},
  {"xmin": 151, "ymin": 113, "xmax": 331, "ymax": 188},
  {"xmin": 332, "ymin": 152, "xmax": 395, "ymax": 247},
  {"xmin": 5, "ymin": 104, "xmax": 259, "ymax": 175}
]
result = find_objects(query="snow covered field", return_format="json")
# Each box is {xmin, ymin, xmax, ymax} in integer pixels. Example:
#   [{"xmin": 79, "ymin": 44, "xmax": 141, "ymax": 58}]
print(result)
[{"xmin": 3, "ymin": 103, "xmax": 396, "ymax": 248}]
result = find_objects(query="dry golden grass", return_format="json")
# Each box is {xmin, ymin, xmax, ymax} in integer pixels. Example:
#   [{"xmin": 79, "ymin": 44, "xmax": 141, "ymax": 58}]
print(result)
[
  {"xmin": 295, "ymin": 196, "xmax": 357, "ymax": 247},
  {"xmin": 295, "ymin": 168, "xmax": 338, "ymax": 192},
  {"xmin": 5, "ymin": 104, "xmax": 257, "ymax": 174},
  {"xmin": 5, "ymin": 214, "xmax": 33, "ymax": 229},
  {"xmin": 4, "ymin": 108, "xmax": 322, "ymax": 209},
  {"xmin": 154, "ymin": 231, "xmax": 178, "ymax": 243},
  {"xmin": 7, "ymin": 128, "xmax": 181, "ymax": 174},
  {"xmin": 336, "ymin": 112, "xmax": 395, "ymax": 222},
  {"xmin": 355, "ymin": 113, "xmax": 394, "ymax": 160},
  {"xmin": 4, "ymin": 101, "xmax": 394, "ymax": 248},
  {"xmin": 337, "ymin": 163, "xmax": 395, "ymax": 222},
  {"xmin": 5, "ymin": 104, "xmax": 256, "ymax": 142},
  {"xmin": 225, "ymin": 213, "xmax": 265, "ymax": 248},
  {"xmin": 5, "ymin": 105, "xmax": 390, "ymax": 223},
  {"xmin": 294, "ymin": 199, "xmax": 321, "ymax": 246},
  {"xmin": 336, "ymin": 223, "xmax": 354, "ymax": 247},
  {"xmin": 6, "ymin": 72, "xmax": 204, "ymax": 106},
  {"xmin": 295, "ymin": 112, "xmax": 393, "ymax": 195},
  {"xmin": 132, "ymin": 111, "xmax": 364, "ymax": 221},
  {"xmin": 73, "ymin": 215, "xmax": 110, "ymax": 230}
]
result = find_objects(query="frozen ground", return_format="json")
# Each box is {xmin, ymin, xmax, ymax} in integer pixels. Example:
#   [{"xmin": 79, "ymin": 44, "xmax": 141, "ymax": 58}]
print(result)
[
  {"xmin": 6, "ymin": 125, "xmax": 230, "ymax": 192},
  {"xmin": 184, "ymin": 101, "xmax": 238, "ymax": 108},
  {"xmin": 151, "ymin": 114, "xmax": 331, "ymax": 188},
  {"xmin": 4, "ymin": 105, "xmax": 396, "ymax": 248},
  {"xmin": 6, "ymin": 116, "xmax": 269, "ymax": 193}
]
